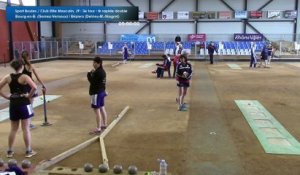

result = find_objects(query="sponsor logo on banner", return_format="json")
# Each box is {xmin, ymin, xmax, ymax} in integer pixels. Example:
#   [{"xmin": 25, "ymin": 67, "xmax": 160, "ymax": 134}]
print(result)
[
  {"xmin": 207, "ymin": 11, "xmax": 216, "ymax": 19},
  {"xmin": 192, "ymin": 11, "xmax": 215, "ymax": 19},
  {"xmin": 234, "ymin": 34, "xmax": 263, "ymax": 41},
  {"xmin": 162, "ymin": 11, "xmax": 173, "ymax": 19},
  {"xmin": 120, "ymin": 34, "xmax": 156, "ymax": 43},
  {"xmin": 235, "ymin": 11, "xmax": 248, "ymax": 19},
  {"xmin": 177, "ymin": 11, "xmax": 189, "ymax": 19},
  {"xmin": 146, "ymin": 12, "xmax": 159, "ymax": 20},
  {"xmin": 219, "ymin": 11, "xmax": 232, "ymax": 19},
  {"xmin": 188, "ymin": 34, "xmax": 206, "ymax": 42},
  {"xmin": 192, "ymin": 11, "xmax": 206, "ymax": 19},
  {"xmin": 250, "ymin": 11, "xmax": 263, "ymax": 19},
  {"xmin": 284, "ymin": 10, "xmax": 297, "ymax": 18},
  {"xmin": 139, "ymin": 11, "xmax": 144, "ymax": 19},
  {"xmin": 267, "ymin": 10, "xmax": 281, "ymax": 19}
]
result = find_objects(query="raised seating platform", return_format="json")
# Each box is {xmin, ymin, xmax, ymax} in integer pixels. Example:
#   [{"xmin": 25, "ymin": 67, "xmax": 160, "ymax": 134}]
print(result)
[
  {"xmin": 71, "ymin": 41, "xmax": 270, "ymax": 57},
  {"xmin": 54, "ymin": 54, "xmax": 300, "ymax": 62}
]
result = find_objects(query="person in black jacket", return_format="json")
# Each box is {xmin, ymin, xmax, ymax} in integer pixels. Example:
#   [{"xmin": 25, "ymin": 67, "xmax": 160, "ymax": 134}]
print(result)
[
  {"xmin": 207, "ymin": 42, "xmax": 218, "ymax": 64},
  {"xmin": 87, "ymin": 56, "xmax": 108, "ymax": 135}
]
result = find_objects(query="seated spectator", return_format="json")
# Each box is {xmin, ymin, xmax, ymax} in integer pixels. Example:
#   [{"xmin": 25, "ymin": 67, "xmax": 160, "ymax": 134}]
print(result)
[{"xmin": 152, "ymin": 55, "xmax": 171, "ymax": 78}]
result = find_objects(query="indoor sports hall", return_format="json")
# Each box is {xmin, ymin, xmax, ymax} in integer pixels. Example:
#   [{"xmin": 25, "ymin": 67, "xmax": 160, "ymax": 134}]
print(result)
[{"xmin": 0, "ymin": 0, "xmax": 300, "ymax": 175}]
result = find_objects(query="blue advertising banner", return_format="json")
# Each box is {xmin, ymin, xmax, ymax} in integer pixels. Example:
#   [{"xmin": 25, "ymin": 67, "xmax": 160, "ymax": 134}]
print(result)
[
  {"xmin": 120, "ymin": 34, "xmax": 156, "ymax": 43},
  {"xmin": 234, "ymin": 34, "xmax": 263, "ymax": 41},
  {"xmin": 234, "ymin": 10, "xmax": 248, "ymax": 19},
  {"xmin": 6, "ymin": 6, "xmax": 138, "ymax": 22}
]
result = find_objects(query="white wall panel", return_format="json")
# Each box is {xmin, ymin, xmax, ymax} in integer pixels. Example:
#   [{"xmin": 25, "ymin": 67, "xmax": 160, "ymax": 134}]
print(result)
[
  {"xmin": 247, "ymin": 1, "xmax": 268, "ymax": 10},
  {"xmin": 248, "ymin": 22, "xmax": 294, "ymax": 34},
  {"xmin": 152, "ymin": 23, "xmax": 194, "ymax": 34},
  {"xmin": 58, "ymin": 0, "xmax": 300, "ymax": 41},
  {"xmin": 247, "ymin": 22, "xmax": 295, "ymax": 41},
  {"xmin": 62, "ymin": 23, "xmax": 103, "ymax": 37},
  {"xmin": 106, "ymin": 23, "xmax": 143, "ymax": 34},
  {"xmin": 152, "ymin": 0, "xmax": 195, "ymax": 11},
  {"xmin": 199, "ymin": 0, "xmax": 243, "ymax": 11},
  {"xmin": 198, "ymin": 22, "xmax": 243, "ymax": 41},
  {"xmin": 260, "ymin": 0, "xmax": 295, "ymax": 10},
  {"xmin": 198, "ymin": 22, "xmax": 242, "ymax": 34}
]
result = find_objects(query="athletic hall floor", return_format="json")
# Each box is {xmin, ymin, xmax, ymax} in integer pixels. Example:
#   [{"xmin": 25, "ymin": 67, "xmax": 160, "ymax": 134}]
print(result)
[{"xmin": 0, "ymin": 60, "xmax": 300, "ymax": 175}]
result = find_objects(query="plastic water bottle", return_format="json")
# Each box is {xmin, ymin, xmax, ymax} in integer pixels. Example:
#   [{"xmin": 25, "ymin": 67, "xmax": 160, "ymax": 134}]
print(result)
[{"xmin": 158, "ymin": 159, "xmax": 167, "ymax": 175}]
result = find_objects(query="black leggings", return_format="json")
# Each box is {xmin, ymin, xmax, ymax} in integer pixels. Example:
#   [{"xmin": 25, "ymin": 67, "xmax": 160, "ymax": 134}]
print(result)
[{"xmin": 209, "ymin": 54, "xmax": 214, "ymax": 64}]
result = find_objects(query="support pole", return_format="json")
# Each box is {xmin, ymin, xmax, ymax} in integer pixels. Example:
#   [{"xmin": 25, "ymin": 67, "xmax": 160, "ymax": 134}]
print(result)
[
  {"xmin": 103, "ymin": 0, "xmax": 107, "ymax": 42},
  {"xmin": 293, "ymin": 0, "xmax": 298, "ymax": 41},
  {"xmin": 195, "ymin": 0, "xmax": 199, "ymax": 33},
  {"xmin": 243, "ymin": 0, "xmax": 248, "ymax": 33},
  {"xmin": 7, "ymin": 0, "xmax": 14, "ymax": 61}
]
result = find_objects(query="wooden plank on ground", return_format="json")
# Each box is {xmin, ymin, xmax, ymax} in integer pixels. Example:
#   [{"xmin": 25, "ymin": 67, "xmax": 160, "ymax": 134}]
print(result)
[
  {"xmin": 99, "ymin": 137, "xmax": 109, "ymax": 168},
  {"xmin": 35, "ymin": 106, "xmax": 130, "ymax": 172},
  {"xmin": 35, "ymin": 136, "xmax": 99, "ymax": 171},
  {"xmin": 101, "ymin": 106, "xmax": 130, "ymax": 138}
]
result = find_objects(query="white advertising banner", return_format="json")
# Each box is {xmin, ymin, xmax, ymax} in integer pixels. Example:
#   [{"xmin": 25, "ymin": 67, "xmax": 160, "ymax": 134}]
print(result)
[
  {"xmin": 177, "ymin": 11, "xmax": 189, "ymax": 19},
  {"xmin": 267, "ymin": 10, "xmax": 281, "ymax": 19},
  {"xmin": 162, "ymin": 11, "xmax": 174, "ymax": 19},
  {"xmin": 139, "ymin": 11, "xmax": 145, "ymax": 19}
]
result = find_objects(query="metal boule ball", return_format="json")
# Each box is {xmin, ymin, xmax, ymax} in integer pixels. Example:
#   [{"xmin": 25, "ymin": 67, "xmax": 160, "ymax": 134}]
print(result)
[
  {"xmin": 128, "ymin": 165, "xmax": 138, "ymax": 175},
  {"xmin": 83, "ymin": 163, "xmax": 93, "ymax": 172},
  {"xmin": 113, "ymin": 164, "xmax": 123, "ymax": 174},
  {"xmin": 8, "ymin": 159, "xmax": 18, "ymax": 168},
  {"xmin": 98, "ymin": 163, "xmax": 108, "ymax": 173},
  {"xmin": 21, "ymin": 159, "xmax": 32, "ymax": 169}
]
